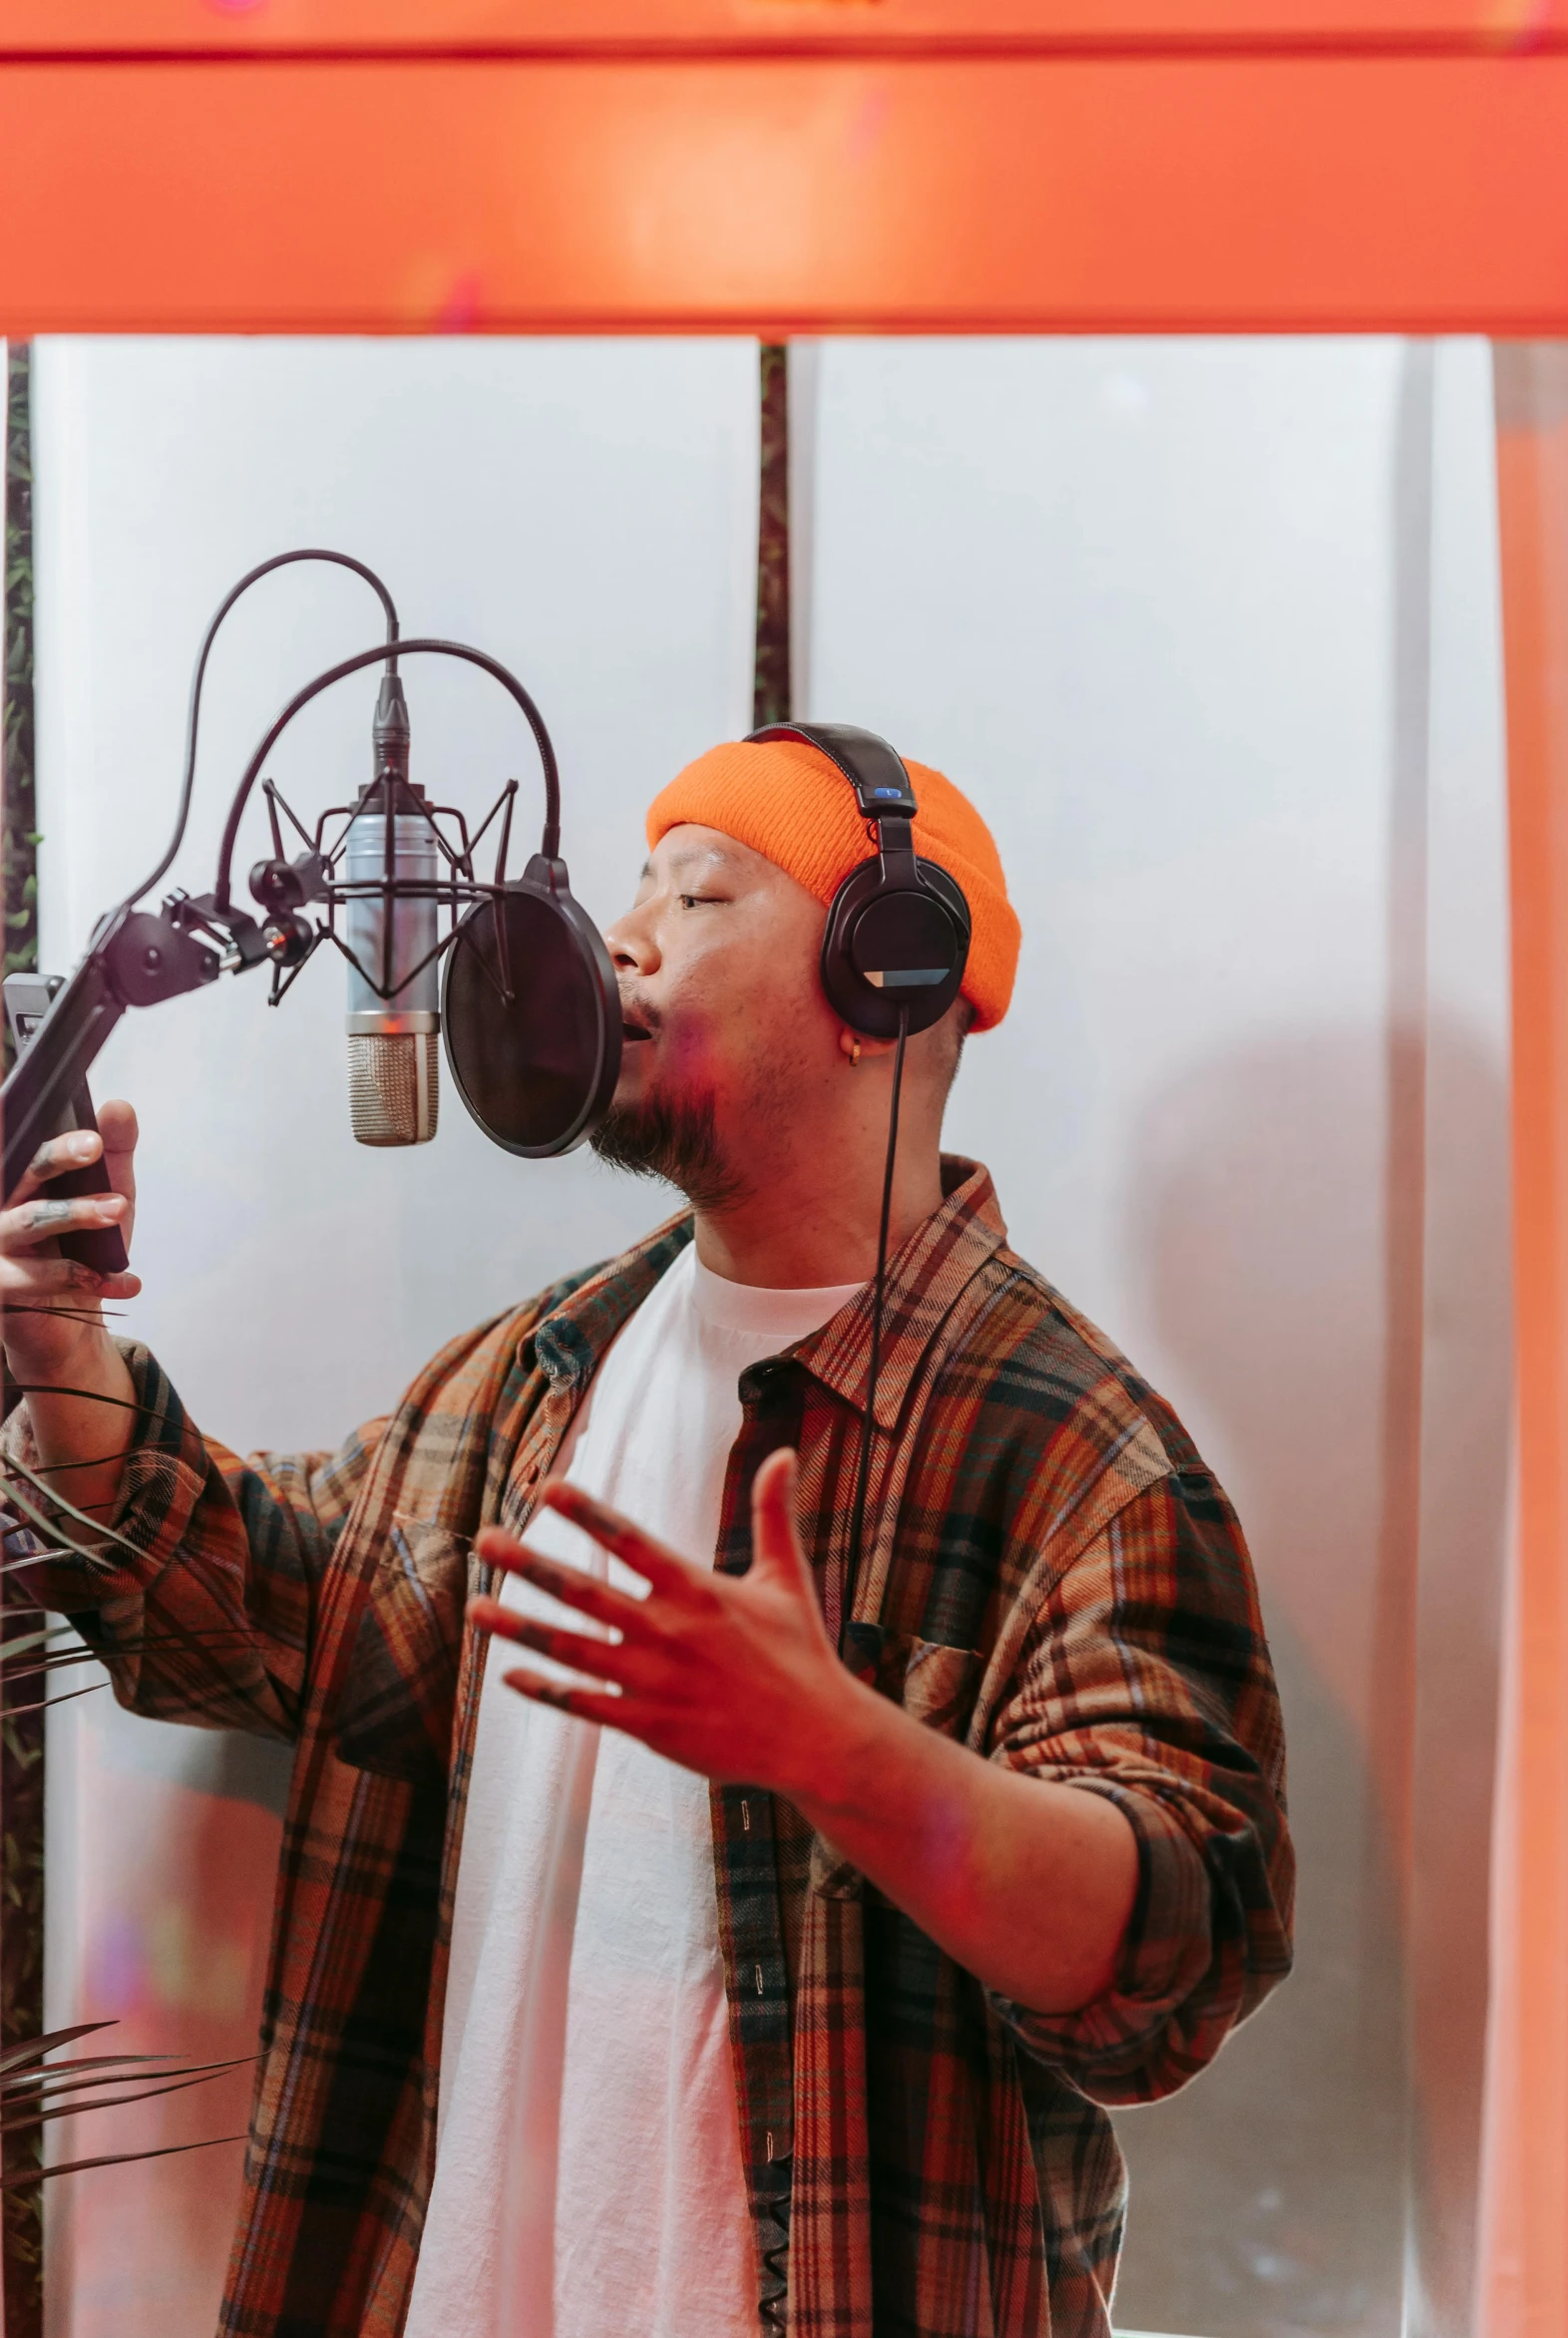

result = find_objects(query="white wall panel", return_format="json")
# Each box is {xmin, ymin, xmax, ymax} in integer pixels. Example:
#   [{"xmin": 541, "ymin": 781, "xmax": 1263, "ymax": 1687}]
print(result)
[
  {"xmin": 800, "ymin": 336, "xmax": 1510, "ymax": 2338},
  {"xmin": 33, "ymin": 335, "xmax": 757, "ymax": 2336}
]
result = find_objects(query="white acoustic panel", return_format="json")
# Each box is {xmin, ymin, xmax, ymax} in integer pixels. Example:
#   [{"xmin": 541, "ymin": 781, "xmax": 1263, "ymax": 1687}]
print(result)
[{"xmin": 800, "ymin": 336, "xmax": 1510, "ymax": 2338}]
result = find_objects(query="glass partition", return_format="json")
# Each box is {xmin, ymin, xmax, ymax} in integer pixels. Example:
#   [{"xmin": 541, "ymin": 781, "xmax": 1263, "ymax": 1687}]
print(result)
[{"xmin": 20, "ymin": 333, "xmax": 1514, "ymax": 2338}]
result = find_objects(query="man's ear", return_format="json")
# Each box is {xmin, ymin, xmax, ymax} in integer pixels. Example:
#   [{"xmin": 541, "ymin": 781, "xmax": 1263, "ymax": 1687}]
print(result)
[{"xmin": 838, "ymin": 1025, "xmax": 900, "ymax": 1067}]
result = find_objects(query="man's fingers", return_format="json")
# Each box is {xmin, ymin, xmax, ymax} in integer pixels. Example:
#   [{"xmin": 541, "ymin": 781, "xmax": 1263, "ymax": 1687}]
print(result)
[
  {"xmin": 96, "ymin": 1101, "xmax": 139, "ymax": 1206},
  {"xmin": 4, "ymin": 1102, "xmax": 136, "ymax": 1235},
  {"xmin": 473, "ymin": 1528, "xmax": 652, "ymax": 1633},
  {"xmin": 0, "ymin": 1192, "xmax": 128, "ymax": 1256},
  {"xmin": 469, "ymin": 1601, "xmax": 632, "ymax": 1690},
  {"xmin": 749, "ymin": 1447, "xmax": 813, "ymax": 1586},
  {"xmin": 4, "ymin": 1286, "xmax": 143, "ymax": 1312},
  {"xmin": 500, "ymin": 1666, "xmax": 628, "ymax": 1730},
  {"xmin": 0, "ymin": 1254, "xmax": 111, "ymax": 1295},
  {"xmin": 530, "ymin": 1480, "xmax": 703, "ymax": 1598},
  {"xmin": 7, "ymin": 1129, "xmax": 103, "ymax": 1211}
]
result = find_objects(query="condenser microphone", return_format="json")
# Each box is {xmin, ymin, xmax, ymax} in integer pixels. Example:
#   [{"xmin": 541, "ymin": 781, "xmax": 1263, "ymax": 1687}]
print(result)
[{"xmin": 344, "ymin": 671, "xmax": 441, "ymax": 1145}]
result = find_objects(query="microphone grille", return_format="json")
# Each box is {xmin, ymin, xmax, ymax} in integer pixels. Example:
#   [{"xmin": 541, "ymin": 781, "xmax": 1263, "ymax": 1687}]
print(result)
[{"xmin": 348, "ymin": 1031, "xmax": 440, "ymax": 1147}]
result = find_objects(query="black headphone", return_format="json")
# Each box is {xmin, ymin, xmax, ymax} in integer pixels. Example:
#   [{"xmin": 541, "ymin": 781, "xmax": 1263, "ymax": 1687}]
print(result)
[
  {"xmin": 746, "ymin": 720, "xmax": 974, "ymax": 1628},
  {"xmin": 746, "ymin": 722, "xmax": 972, "ymax": 1039}
]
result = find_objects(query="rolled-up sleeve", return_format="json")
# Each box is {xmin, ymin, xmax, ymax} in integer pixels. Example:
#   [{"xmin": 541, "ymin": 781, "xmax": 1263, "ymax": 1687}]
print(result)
[
  {"xmin": 985, "ymin": 1467, "xmax": 1295, "ymax": 2105},
  {"xmin": 1, "ymin": 1341, "xmax": 385, "ymax": 1742}
]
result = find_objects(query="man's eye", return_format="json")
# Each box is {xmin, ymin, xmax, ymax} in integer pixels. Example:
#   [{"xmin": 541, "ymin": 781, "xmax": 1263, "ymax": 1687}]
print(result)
[{"xmin": 679, "ymin": 893, "xmax": 717, "ymax": 909}]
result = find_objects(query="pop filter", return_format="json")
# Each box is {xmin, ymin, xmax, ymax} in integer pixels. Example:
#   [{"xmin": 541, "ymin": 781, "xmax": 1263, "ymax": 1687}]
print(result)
[{"xmin": 441, "ymin": 856, "xmax": 622, "ymax": 1157}]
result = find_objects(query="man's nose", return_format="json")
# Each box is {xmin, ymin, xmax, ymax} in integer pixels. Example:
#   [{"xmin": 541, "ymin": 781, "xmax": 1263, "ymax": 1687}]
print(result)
[{"xmin": 603, "ymin": 902, "xmax": 658, "ymax": 975}]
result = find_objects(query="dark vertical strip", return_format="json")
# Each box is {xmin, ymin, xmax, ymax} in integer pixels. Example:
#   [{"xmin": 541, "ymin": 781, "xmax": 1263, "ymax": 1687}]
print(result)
[
  {"xmin": 4, "ymin": 343, "xmax": 37, "ymax": 1037},
  {"xmin": 753, "ymin": 343, "xmax": 791, "ymax": 730},
  {"xmin": 1, "ymin": 338, "xmax": 45, "ymax": 2338}
]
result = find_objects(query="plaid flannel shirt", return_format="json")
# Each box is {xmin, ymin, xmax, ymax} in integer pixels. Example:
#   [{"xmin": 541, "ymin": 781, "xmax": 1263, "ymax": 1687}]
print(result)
[{"xmin": 14, "ymin": 1158, "xmax": 1292, "ymax": 2338}]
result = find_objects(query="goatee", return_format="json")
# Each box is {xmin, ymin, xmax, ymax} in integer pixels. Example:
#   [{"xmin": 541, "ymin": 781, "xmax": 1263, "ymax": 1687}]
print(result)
[{"xmin": 589, "ymin": 1087, "xmax": 745, "ymax": 1212}]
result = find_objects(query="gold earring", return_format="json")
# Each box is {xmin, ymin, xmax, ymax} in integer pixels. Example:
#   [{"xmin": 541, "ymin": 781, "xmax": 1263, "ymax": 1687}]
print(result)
[{"xmin": 849, "ymin": 1035, "xmax": 861, "ymax": 1068}]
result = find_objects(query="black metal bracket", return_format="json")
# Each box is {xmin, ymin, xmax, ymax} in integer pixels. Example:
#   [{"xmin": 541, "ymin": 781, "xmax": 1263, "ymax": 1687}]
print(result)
[{"xmin": 1, "ymin": 901, "xmax": 244, "ymax": 1197}]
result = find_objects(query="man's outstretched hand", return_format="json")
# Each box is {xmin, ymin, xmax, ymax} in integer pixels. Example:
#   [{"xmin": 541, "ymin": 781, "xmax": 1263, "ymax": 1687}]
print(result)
[
  {"xmin": 469, "ymin": 1449, "xmax": 1140, "ymax": 2018},
  {"xmin": 470, "ymin": 1447, "xmax": 844, "ymax": 1802}
]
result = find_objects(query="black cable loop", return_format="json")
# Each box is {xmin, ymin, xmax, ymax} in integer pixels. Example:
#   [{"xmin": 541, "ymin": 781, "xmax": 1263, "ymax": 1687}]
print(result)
[{"xmin": 114, "ymin": 549, "xmax": 399, "ymax": 920}]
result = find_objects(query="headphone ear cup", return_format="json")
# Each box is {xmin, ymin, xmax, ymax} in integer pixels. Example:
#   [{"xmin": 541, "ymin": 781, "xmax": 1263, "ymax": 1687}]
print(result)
[
  {"xmin": 442, "ymin": 858, "xmax": 622, "ymax": 1157},
  {"xmin": 821, "ymin": 858, "xmax": 971, "ymax": 1040}
]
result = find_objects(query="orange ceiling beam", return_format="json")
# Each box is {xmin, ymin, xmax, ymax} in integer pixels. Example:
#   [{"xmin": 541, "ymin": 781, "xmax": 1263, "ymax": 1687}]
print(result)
[
  {"xmin": 2, "ymin": 53, "xmax": 1568, "ymax": 336},
  {"xmin": 3, "ymin": 0, "xmax": 1568, "ymax": 61}
]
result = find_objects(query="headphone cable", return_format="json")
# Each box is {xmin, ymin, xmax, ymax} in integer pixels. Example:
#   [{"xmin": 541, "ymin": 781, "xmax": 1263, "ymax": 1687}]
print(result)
[{"xmin": 843, "ymin": 1000, "xmax": 910, "ymax": 1642}]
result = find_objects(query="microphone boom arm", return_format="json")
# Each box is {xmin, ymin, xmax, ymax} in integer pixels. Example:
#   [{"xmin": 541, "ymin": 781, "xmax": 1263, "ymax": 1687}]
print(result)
[{"xmin": 1, "ymin": 897, "xmax": 262, "ymax": 1198}]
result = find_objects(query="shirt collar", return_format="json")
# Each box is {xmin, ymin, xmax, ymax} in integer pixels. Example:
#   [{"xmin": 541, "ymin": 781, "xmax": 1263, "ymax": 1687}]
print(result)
[
  {"xmin": 788, "ymin": 1157, "xmax": 1007, "ymax": 1429},
  {"xmin": 526, "ymin": 1209, "xmax": 694, "ymax": 1386},
  {"xmin": 527, "ymin": 1156, "xmax": 1006, "ymax": 1428}
]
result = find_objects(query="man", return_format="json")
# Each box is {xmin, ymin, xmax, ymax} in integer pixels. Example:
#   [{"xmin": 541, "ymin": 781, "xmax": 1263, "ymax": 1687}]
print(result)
[{"xmin": 1, "ymin": 734, "xmax": 1292, "ymax": 2338}]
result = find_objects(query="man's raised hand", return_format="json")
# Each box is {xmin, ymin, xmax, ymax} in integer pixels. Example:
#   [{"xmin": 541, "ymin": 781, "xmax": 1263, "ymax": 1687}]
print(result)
[
  {"xmin": 471, "ymin": 1442, "xmax": 1139, "ymax": 2015},
  {"xmin": 469, "ymin": 1447, "xmax": 857, "ymax": 1801}
]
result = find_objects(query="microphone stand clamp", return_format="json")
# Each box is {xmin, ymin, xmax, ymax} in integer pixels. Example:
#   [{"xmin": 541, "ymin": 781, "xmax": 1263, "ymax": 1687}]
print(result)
[{"xmin": 1, "ymin": 891, "xmax": 291, "ymax": 1200}]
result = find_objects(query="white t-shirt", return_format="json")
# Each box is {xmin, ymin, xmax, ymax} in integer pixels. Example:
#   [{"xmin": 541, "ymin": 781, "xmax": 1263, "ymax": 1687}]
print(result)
[{"xmin": 405, "ymin": 1243, "xmax": 863, "ymax": 2338}]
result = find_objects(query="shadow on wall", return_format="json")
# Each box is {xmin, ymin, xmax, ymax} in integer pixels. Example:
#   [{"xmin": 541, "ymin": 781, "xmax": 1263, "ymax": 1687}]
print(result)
[{"xmin": 1109, "ymin": 1018, "xmax": 1509, "ymax": 2338}]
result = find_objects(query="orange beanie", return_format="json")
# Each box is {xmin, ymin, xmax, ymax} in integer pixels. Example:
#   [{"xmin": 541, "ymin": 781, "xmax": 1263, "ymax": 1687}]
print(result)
[{"xmin": 645, "ymin": 738, "xmax": 1020, "ymax": 1031}]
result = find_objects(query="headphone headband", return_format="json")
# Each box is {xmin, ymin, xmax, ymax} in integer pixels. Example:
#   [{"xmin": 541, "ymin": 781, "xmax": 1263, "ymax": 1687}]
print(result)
[{"xmin": 747, "ymin": 721, "xmax": 919, "ymax": 821}]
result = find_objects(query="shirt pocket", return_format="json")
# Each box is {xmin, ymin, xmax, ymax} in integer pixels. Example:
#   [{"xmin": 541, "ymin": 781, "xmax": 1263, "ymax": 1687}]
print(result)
[
  {"xmin": 901, "ymin": 1635, "xmax": 983, "ymax": 1736},
  {"xmin": 332, "ymin": 1519, "xmax": 469, "ymax": 1790},
  {"xmin": 809, "ymin": 1634, "xmax": 984, "ymax": 1899}
]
